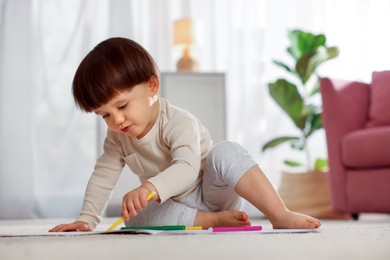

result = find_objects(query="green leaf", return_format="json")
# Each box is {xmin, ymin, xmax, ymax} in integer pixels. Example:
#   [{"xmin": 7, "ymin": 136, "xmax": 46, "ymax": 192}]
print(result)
[
  {"xmin": 287, "ymin": 30, "xmax": 326, "ymax": 61},
  {"xmin": 296, "ymin": 46, "xmax": 340, "ymax": 84},
  {"xmin": 272, "ymin": 60, "xmax": 293, "ymax": 73},
  {"xmin": 308, "ymin": 79, "xmax": 320, "ymax": 97},
  {"xmin": 262, "ymin": 136, "xmax": 300, "ymax": 152},
  {"xmin": 314, "ymin": 158, "xmax": 328, "ymax": 171},
  {"xmin": 305, "ymin": 105, "xmax": 322, "ymax": 137},
  {"xmin": 290, "ymin": 139, "xmax": 305, "ymax": 151},
  {"xmin": 268, "ymin": 79, "xmax": 306, "ymax": 129},
  {"xmin": 307, "ymin": 112, "xmax": 322, "ymax": 137},
  {"xmin": 284, "ymin": 160, "xmax": 303, "ymax": 167}
]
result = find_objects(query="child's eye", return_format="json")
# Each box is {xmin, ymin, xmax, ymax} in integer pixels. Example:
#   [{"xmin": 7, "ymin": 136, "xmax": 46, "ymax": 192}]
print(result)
[
  {"xmin": 119, "ymin": 103, "xmax": 127, "ymax": 110},
  {"xmin": 102, "ymin": 114, "xmax": 109, "ymax": 119}
]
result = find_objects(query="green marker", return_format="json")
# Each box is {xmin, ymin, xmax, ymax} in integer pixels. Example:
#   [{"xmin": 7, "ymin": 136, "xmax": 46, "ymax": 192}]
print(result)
[{"xmin": 121, "ymin": 225, "xmax": 187, "ymax": 231}]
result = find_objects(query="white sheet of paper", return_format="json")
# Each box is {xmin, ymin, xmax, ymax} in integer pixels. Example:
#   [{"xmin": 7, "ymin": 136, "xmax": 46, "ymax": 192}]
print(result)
[{"xmin": 0, "ymin": 228, "xmax": 319, "ymax": 237}]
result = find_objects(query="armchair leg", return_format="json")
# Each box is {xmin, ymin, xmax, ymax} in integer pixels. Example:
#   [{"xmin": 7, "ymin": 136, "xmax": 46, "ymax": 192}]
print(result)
[{"xmin": 351, "ymin": 213, "xmax": 359, "ymax": 220}]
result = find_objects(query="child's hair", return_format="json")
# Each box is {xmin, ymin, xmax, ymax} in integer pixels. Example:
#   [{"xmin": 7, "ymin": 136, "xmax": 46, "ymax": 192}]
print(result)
[{"xmin": 72, "ymin": 37, "xmax": 159, "ymax": 112}]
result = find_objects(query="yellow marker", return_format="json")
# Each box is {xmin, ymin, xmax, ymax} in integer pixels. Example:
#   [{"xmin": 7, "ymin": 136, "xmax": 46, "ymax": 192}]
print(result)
[
  {"xmin": 185, "ymin": 226, "xmax": 203, "ymax": 230},
  {"xmin": 107, "ymin": 191, "xmax": 156, "ymax": 232},
  {"xmin": 107, "ymin": 217, "xmax": 124, "ymax": 232}
]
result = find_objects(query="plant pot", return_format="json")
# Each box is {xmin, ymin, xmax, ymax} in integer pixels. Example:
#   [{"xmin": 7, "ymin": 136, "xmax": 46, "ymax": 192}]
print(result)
[{"xmin": 278, "ymin": 171, "xmax": 350, "ymax": 219}]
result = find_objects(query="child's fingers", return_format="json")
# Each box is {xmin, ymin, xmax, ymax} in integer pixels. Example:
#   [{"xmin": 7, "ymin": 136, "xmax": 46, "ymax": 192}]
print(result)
[
  {"xmin": 121, "ymin": 203, "xmax": 130, "ymax": 221},
  {"xmin": 50, "ymin": 223, "xmax": 75, "ymax": 232},
  {"xmin": 140, "ymin": 196, "xmax": 148, "ymax": 208},
  {"xmin": 49, "ymin": 224, "xmax": 64, "ymax": 232},
  {"xmin": 128, "ymin": 201, "xmax": 138, "ymax": 216},
  {"xmin": 122, "ymin": 194, "xmax": 134, "ymax": 221},
  {"xmin": 133, "ymin": 200, "xmax": 144, "ymax": 212},
  {"xmin": 123, "ymin": 200, "xmax": 138, "ymax": 217}
]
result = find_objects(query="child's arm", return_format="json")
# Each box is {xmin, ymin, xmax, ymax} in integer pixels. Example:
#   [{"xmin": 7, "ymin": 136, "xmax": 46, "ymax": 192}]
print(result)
[
  {"xmin": 147, "ymin": 116, "xmax": 207, "ymax": 203},
  {"xmin": 51, "ymin": 133, "xmax": 125, "ymax": 232}
]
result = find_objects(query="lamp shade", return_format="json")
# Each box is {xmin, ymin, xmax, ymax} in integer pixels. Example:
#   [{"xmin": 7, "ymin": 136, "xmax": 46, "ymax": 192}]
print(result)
[{"xmin": 174, "ymin": 18, "xmax": 198, "ymax": 47}]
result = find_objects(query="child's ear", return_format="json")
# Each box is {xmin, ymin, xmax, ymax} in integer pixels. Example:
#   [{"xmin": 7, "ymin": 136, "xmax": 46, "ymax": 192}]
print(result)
[{"xmin": 148, "ymin": 76, "xmax": 159, "ymax": 95}]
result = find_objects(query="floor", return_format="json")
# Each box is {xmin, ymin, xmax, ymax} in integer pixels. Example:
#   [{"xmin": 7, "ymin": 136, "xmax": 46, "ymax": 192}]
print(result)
[{"xmin": 1, "ymin": 214, "xmax": 389, "ymax": 260}]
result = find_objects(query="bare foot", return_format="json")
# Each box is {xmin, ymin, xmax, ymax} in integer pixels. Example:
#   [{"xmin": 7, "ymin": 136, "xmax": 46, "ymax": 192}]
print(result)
[
  {"xmin": 194, "ymin": 210, "xmax": 251, "ymax": 228},
  {"xmin": 270, "ymin": 210, "xmax": 321, "ymax": 229}
]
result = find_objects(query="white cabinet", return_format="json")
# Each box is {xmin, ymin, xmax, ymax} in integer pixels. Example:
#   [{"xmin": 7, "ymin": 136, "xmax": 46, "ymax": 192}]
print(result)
[{"xmin": 160, "ymin": 72, "xmax": 226, "ymax": 143}]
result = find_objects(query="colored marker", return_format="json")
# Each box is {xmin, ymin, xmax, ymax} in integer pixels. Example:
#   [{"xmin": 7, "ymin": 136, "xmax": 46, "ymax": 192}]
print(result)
[
  {"xmin": 107, "ymin": 191, "xmax": 155, "ymax": 232},
  {"xmin": 185, "ymin": 226, "xmax": 203, "ymax": 230},
  {"xmin": 121, "ymin": 225, "xmax": 202, "ymax": 231},
  {"xmin": 208, "ymin": 225, "xmax": 262, "ymax": 232}
]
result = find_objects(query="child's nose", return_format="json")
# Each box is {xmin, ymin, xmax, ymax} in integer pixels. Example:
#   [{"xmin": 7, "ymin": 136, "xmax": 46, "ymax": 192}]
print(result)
[{"xmin": 114, "ymin": 113, "xmax": 125, "ymax": 126}]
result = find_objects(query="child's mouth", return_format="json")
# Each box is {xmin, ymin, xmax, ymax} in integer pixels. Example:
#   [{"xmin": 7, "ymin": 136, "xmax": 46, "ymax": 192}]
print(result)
[{"xmin": 121, "ymin": 126, "xmax": 130, "ymax": 133}]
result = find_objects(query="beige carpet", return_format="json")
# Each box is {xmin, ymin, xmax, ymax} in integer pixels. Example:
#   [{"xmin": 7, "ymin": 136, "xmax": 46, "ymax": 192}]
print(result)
[{"xmin": 1, "ymin": 214, "xmax": 389, "ymax": 260}]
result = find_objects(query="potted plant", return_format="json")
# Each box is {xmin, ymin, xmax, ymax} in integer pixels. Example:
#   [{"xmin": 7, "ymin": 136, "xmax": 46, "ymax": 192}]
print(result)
[{"xmin": 262, "ymin": 29, "xmax": 347, "ymax": 218}]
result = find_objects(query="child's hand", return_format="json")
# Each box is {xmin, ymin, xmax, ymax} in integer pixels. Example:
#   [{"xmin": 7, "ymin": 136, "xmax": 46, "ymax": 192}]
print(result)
[
  {"xmin": 121, "ymin": 186, "xmax": 153, "ymax": 221},
  {"xmin": 49, "ymin": 221, "xmax": 92, "ymax": 232}
]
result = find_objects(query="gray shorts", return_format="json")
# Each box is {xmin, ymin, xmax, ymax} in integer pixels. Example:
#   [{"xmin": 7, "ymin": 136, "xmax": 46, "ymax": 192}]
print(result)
[{"xmin": 125, "ymin": 141, "xmax": 257, "ymax": 226}]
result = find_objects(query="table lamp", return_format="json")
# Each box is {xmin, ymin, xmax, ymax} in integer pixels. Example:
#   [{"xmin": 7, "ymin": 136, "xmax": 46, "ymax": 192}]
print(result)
[{"xmin": 174, "ymin": 18, "xmax": 199, "ymax": 71}]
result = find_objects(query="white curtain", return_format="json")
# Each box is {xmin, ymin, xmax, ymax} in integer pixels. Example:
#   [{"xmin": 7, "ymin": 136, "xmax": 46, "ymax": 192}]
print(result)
[
  {"xmin": 1, "ymin": 0, "xmax": 389, "ymax": 219},
  {"xmin": 0, "ymin": 0, "xmax": 107, "ymax": 218}
]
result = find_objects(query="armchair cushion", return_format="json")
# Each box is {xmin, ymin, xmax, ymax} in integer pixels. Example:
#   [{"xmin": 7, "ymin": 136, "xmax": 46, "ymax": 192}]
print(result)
[
  {"xmin": 367, "ymin": 70, "xmax": 390, "ymax": 127},
  {"xmin": 342, "ymin": 126, "xmax": 390, "ymax": 168}
]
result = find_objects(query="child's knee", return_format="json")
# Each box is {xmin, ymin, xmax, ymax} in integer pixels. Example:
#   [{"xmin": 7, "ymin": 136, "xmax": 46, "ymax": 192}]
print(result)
[
  {"xmin": 206, "ymin": 141, "xmax": 256, "ymax": 182},
  {"xmin": 207, "ymin": 141, "xmax": 243, "ymax": 167}
]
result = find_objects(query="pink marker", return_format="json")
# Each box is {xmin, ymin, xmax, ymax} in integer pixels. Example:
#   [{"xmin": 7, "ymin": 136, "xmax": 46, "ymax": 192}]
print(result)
[{"xmin": 209, "ymin": 225, "xmax": 262, "ymax": 232}]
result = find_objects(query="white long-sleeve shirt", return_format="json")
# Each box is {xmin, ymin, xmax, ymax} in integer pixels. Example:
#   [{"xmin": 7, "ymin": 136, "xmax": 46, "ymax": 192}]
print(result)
[{"xmin": 77, "ymin": 98, "xmax": 212, "ymax": 228}]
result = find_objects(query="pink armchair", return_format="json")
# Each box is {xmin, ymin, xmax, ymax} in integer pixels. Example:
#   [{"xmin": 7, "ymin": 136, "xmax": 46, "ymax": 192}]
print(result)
[{"xmin": 320, "ymin": 71, "xmax": 390, "ymax": 216}]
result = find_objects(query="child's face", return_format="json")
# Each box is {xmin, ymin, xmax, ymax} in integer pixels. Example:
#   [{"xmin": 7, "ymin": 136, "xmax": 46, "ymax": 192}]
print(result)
[{"xmin": 94, "ymin": 79, "xmax": 159, "ymax": 139}]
